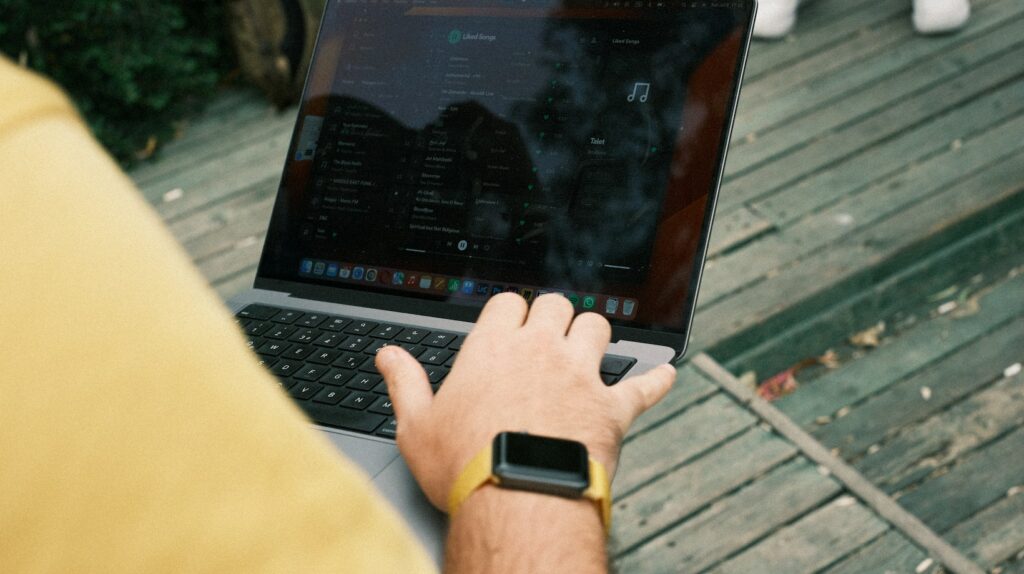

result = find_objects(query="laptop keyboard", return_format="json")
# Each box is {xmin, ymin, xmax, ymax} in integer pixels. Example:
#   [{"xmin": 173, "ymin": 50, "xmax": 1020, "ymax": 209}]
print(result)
[{"xmin": 235, "ymin": 304, "xmax": 637, "ymax": 439}]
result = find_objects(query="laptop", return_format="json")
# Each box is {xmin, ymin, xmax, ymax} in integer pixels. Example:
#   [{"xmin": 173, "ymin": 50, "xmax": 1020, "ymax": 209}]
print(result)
[{"xmin": 229, "ymin": 0, "xmax": 755, "ymax": 562}]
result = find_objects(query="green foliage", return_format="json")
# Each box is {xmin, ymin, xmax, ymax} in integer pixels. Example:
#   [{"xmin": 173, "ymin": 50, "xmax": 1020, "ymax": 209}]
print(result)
[{"xmin": 0, "ymin": 1, "xmax": 231, "ymax": 164}]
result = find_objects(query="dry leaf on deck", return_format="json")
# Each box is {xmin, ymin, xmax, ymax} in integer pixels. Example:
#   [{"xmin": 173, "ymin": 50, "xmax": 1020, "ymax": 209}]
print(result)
[
  {"xmin": 757, "ymin": 369, "xmax": 798, "ymax": 401},
  {"xmin": 818, "ymin": 349, "xmax": 840, "ymax": 369},
  {"xmin": 849, "ymin": 321, "xmax": 885, "ymax": 348}
]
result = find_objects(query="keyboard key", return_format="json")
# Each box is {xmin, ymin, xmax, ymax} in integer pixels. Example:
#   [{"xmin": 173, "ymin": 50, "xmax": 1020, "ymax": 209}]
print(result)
[
  {"xmin": 339, "ymin": 336, "xmax": 372, "ymax": 352},
  {"xmin": 321, "ymin": 317, "xmax": 352, "ymax": 332},
  {"xmin": 256, "ymin": 356, "xmax": 278, "ymax": 369},
  {"xmin": 600, "ymin": 356, "xmax": 636, "ymax": 376},
  {"xmin": 270, "ymin": 360, "xmax": 302, "ymax": 377},
  {"xmin": 289, "ymin": 382, "xmax": 322, "ymax": 400},
  {"xmin": 271, "ymin": 310, "xmax": 303, "ymax": 324},
  {"xmin": 397, "ymin": 328, "xmax": 429, "ymax": 343},
  {"xmin": 313, "ymin": 332, "xmax": 344, "ymax": 347},
  {"xmin": 245, "ymin": 336, "xmax": 263, "ymax": 351},
  {"xmin": 237, "ymin": 304, "xmax": 278, "ymax": 320},
  {"xmin": 376, "ymin": 418, "xmax": 398, "ymax": 438},
  {"xmin": 276, "ymin": 378, "xmax": 296, "ymax": 391},
  {"xmin": 364, "ymin": 340, "xmax": 387, "ymax": 356},
  {"xmin": 420, "ymin": 349, "xmax": 453, "ymax": 365},
  {"xmin": 288, "ymin": 329, "xmax": 318, "ymax": 344},
  {"xmin": 371, "ymin": 380, "xmax": 390, "ymax": 395},
  {"xmin": 323, "ymin": 368, "xmax": 356, "ymax": 386},
  {"xmin": 448, "ymin": 336, "xmax": 464, "ymax": 350},
  {"xmin": 341, "ymin": 391, "xmax": 374, "ymax": 410},
  {"xmin": 347, "ymin": 373, "xmax": 381, "ymax": 391},
  {"xmin": 245, "ymin": 321, "xmax": 273, "ymax": 336},
  {"xmin": 370, "ymin": 324, "xmax": 401, "ymax": 339},
  {"xmin": 332, "ymin": 352, "xmax": 367, "ymax": 370},
  {"xmin": 295, "ymin": 365, "xmax": 330, "ymax": 381},
  {"xmin": 601, "ymin": 373, "xmax": 621, "ymax": 386},
  {"xmin": 282, "ymin": 345, "xmax": 314, "ymax": 360},
  {"xmin": 397, "ymin": 343, "xmax": 426, "ymax": 357},
  {"xmin": 444, "ymin": 355, "xmax": 456, "ymax": 368},
  {"xmin": 256, "ymin": 341, "xmax": 291, "ymax": 357},
  {"xmin": 313, "ymin": 387, "xmax": 347, "ymax": 405},
  {"xmin": 423, "ymin": 332, "xmax": 457, "ymax": 348},
  {"xmin": 423, "ymin": 366, "xmax": 448, "ymax": 383},
  {"xmin": 368, "ymin": 396, "xmax": 394, "ymax": 416},
  {"xmin": 345, "ymin": 320, "xmax": 377, "ymax": 335},
  {"xmin": 308, "ymin": 349, "xmax": 341, "ymax": 365},
  {"xmin": 313, "ymin": 407, "xmax": 386, "ymax": 434},
  {"xmin": 298, "ymin": 314, "xmax": 328, "ymax": 328},
  {"xmin": 358, "ymin": 360, "xmax": 380, "ymax": 374},
  {"xmin": 265, "ymin": 325, "xmax": 298, "ymax": 340}
]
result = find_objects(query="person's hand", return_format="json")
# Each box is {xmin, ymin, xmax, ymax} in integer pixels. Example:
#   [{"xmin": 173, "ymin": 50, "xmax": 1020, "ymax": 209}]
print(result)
[{"xmin": 375, "ymin": 293, "xmax": 677, "ymax": 511}]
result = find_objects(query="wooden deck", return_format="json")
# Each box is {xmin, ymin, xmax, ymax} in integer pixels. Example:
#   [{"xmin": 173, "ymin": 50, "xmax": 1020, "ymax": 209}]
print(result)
[
  {"xmin": 128, "ymin": 0, "xmax": 1024, "ymax": 570},
  {"xmin": 610, "ymin": 354, "xmax": 972, "ymax": 574}
]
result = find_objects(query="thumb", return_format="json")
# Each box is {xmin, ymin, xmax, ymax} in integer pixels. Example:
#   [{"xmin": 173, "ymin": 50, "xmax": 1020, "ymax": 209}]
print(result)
[
  {"xmin": 612, "ymin": 363, "xmax": 677, "ymax": 430},
  {"xmin": 376, "ymin": 345, "xmax": 433, "ymax": 432}
]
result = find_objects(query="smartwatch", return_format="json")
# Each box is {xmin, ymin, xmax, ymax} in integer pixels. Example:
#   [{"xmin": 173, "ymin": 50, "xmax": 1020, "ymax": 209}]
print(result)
[{"xmin": 448, "ymin": 432, "xmax": 612, "ymax": 533}]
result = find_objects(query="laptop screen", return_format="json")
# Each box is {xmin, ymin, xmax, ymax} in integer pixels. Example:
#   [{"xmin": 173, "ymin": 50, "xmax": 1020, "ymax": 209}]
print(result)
[{"xmin": 258, "ymin": 0, "xmax": 753, "ymax": 337}]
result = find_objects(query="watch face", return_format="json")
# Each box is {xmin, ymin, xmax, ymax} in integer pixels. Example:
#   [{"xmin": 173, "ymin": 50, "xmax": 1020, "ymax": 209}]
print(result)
[{"xmin": 493, "ymin": 432, "xmax": 590, "ymax": 497}]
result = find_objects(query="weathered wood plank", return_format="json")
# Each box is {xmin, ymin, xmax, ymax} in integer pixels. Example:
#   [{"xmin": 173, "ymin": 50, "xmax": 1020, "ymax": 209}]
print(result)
[
  {"xmin": 195, "ymin": 232, "xmax": 266, "ymax": 284},
  {"xmin": 214, "ymin": 266, "xmax": 258, "ymax": 301},
  {"xmin": 170, "ymin": 182, "xmax": 276, "ymax": 246},
  {"xmin": 718, "ymin": 43, "xmax": 1024, "ymax": 214},
  {"xmin": 740, "ymin": 3, "xmax": 911, "ymax": 107},
  {"xmin": 820, "ymin": 530, "xmax": 929, "ymax": 574},
  {"xmin": 720, "ymin": 209, "xmax": 1024, "ymax": 382},
  {"xmin": 131, "ymin": 95, "xmax": 285, "ymax": 186},
  {"xmin": 742, "ymin": 0, "xmax": 904, "ymax": 82},
  {"xmin": 752, "ymin": 83, "xmax": 1024, "ymax": 228},
  {"xmin": 728, "ymin": 0, "xmax": 1023, "ymax": 176},
  {"xmin": 705, "ymin": 206, "xmax": 774, "ymax": 259},
  {"xmin": 858, "ymin": 373, "xmax": 1024, "ymax": 492},
  {"xmin": 894, "ymin": 425, "xmax": 1024, "ymax": 532},
  {"xmin": 612, "ymin": 427, "xmax": 798, "ymax": 553},
  {"xmin": 703, "ymin": 112, "xmax": 1024, "ymax": 308},
  {"xmin": 945, "ymin": 491, "xmax": 1024, "ymax": 568},
  {"xmin": 697, "ymin": 146, "xmax": 1024, "ymax": 370},
  {"xmin": 693, "ymin": 353, "xmax": 986, "ymax": 574},
  {"xmin": 816, "ymin": 315, "xmax": 1024, "ymax": 458},
  {"xmin": 707, "ymin": 497, "xmax": 889, "ymax": 574},
  {"xmin": 142, "ymin": 125, "xmax": 291, "ymax": 220},
  {"xmin": 615, "ymin": 393, "xmax": 756, "ymax": 498},
  {"xmin": 626, "ymin": 363, "xmax": 718, "ymax": 440},
  {"xmin": 179, "ymin": 195, "xmax": 276, "ymax": 263},
  {"xmin": 616, "ymin": 459, "xmax": 842, "ymax": 573},
  {"xmin": 774, "ymin": 271, "xmax": 1024, "ymax": 426}
]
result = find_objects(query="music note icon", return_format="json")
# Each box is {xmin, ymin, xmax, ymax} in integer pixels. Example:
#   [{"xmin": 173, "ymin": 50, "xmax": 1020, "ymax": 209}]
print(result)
[{"xmin": 627, "ymin": 82, "xmax": 650, "ymax": 103}]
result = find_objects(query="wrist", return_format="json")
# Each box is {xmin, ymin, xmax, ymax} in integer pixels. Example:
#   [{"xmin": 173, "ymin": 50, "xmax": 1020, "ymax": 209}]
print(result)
[{"xmin": 446, "ymin": 484, "xmax": 607, "ymax": 571}]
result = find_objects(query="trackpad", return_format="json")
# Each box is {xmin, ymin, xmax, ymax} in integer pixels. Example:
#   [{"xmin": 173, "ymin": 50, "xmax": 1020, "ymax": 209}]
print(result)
[
  {"xmin": 374, "ymin": 457, "xmax": 447, "ymax": 564},
  {"xmin": 319, "ymin": 428, "xmax": 399, "ymax": 477}
]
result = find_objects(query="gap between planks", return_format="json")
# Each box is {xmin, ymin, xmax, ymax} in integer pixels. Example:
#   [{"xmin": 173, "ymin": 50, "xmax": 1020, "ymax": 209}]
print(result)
[{"xmin": 690, "ymin": 353, "xmax": 985, "ymax": 574}]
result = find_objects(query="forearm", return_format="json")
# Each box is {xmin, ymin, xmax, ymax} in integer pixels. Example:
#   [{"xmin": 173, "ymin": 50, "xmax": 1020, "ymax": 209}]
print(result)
[{"xmin": 444, "ymin": 486, "xmax": 607, "ymax": 574}]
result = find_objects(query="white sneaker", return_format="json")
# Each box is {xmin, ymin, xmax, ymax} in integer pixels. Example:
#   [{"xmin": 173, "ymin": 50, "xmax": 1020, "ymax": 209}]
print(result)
[
  {"xmin": 913, "ymin": 0, "xmax": 970, "ymax": 34},
  {"xmin": 753, "ymin": 0, "xmax": 800, "ymax": 39}
]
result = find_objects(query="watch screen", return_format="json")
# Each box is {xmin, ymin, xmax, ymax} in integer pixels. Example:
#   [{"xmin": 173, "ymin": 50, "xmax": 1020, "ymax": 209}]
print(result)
[{"xmin": 502, "ymin": 433, "xmax": 586, "ymax": 473}]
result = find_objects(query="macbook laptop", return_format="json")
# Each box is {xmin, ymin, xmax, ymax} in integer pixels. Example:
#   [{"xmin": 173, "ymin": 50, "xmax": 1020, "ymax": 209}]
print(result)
[{"xmin": 229, "ymin": 0, "xmax": 755, "ymax": 562}]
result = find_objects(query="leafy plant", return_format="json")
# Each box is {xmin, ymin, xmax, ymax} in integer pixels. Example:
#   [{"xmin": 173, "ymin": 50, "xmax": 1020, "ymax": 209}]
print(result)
[{"xmin": 0, "ymin": 1, "xmax": 231, "ymax": 164}]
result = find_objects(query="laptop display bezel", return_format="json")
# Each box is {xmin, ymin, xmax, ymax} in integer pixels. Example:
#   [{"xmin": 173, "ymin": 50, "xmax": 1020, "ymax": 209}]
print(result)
[{"xmin": 253, "ymin": 0, "xmax": 758, "ymax": 359}]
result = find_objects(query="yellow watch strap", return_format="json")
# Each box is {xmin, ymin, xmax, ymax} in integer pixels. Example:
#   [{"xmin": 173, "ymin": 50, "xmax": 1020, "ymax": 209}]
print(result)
[
  {"xmin": 447, "ymin": 443, "xmax": 498, "ymax": 517},
  {"xmin": 584, "ymin": 457, "xmax": 612, "ymax": 535},
  {"xmin": 446, "ymin": 442, "xmax": 613, "ymax": 535}
]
